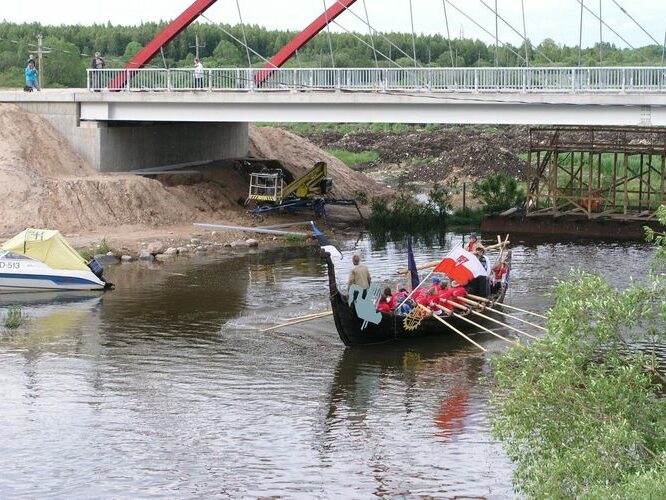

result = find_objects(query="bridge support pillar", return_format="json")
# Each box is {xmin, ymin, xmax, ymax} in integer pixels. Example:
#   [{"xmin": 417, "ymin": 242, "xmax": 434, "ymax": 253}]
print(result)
[
  {"xmin": 11, "ymin": 101, "xmax": 248, "ymax": 172},
  {"xmin": 92, "ymin": 121, "xmax": 249, "ymax": 172}
]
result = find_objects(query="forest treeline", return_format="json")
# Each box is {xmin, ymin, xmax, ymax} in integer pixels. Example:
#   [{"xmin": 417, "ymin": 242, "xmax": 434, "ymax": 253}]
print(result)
[{"xmin": 1, "ymin": 21, "xmax": 664, "ymax": 88}]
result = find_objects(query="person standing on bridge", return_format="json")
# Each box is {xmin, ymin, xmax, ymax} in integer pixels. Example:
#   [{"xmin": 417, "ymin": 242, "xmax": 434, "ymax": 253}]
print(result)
[
  {"xmin": 91, "ymin": 52, "xmax": 105, "ymax": 91},
  {"xmin": 193, "ymin": 58, "xmax": 204, "ymax": 89},
  {"xmin": 24, "ymin": 61, "xmax": 39, "ymax": 91}
]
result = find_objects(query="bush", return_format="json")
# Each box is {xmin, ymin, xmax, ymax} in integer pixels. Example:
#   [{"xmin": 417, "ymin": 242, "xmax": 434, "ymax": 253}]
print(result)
[
  {"xmin": 4, "ymin": 306, "xmax": 26, "ymax": 329},
  {"xmin": 490, "ymin": 206, "xmax": 666, "ymax": 497},
  {"xmin": 79, "ymin": 238, "xmax": 112, "ymax": 261},
  {"xmin": 472, "ymin": 173, "xmax": 524, "ymax": 213}
]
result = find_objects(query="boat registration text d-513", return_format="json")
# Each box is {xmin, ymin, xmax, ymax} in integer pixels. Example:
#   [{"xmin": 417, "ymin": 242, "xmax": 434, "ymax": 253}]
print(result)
[{"xmin": 0, "ymin": 262, "xmax": 20, "ymax": 270}]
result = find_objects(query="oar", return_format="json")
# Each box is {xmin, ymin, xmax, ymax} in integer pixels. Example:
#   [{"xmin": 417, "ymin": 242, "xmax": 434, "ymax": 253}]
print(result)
[
  {"xmin": 467, "ymin": 293, "xmax": 548, "ymax": 320},
  {"xmin": 458, "ymin": 297, "xmax": 547, "ymax": 332},
  {"xmin": 260, "ymin": 311, "xmax": 333, "ymax": 332},
  {"xmin": 434, "ymin": 304, "xmax": 522, "ymax": 347},
  {"xmin": 281, "ymin": 310, "xmax": 332, "ymax": 321},
  {"xmin": 417, "ymin": 305, "xmax": 487, "ymax": 352},
  {"xmin": 443, "ymin": 300, "xmax": 538, "ymax": 340}
]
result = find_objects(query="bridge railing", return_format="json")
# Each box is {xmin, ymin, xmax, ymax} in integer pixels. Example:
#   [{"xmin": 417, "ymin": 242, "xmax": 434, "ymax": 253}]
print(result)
[{"xmin": 87, "ymin": 67, "xmax": 666, "ymax": 93}]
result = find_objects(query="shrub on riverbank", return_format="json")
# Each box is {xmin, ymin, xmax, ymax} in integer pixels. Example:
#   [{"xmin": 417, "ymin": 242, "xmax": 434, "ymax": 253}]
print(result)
[
  {"xmin": 369, "ymin": 182, "xmax": 454, "ymax": 232},
  {"xmin": 79, "ymin": 239, "xmax": 112, "ymax": 261},
  {"xmin": 4, "ymin": 306, "xmax": 26, "ymax": 329},
  {"xmin": 472, "ymin": 173, "xmax": 524, "ymax": 214},
  {"xmin": 489, "ymin": 207, "xmax": 666, "ymax": 497}
]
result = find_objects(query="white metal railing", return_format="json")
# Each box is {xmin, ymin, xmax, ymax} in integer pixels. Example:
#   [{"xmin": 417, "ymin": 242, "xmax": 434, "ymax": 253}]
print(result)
[{"xmin": 87, "ymin": 67, "xmax": 666, "ymax": 93}]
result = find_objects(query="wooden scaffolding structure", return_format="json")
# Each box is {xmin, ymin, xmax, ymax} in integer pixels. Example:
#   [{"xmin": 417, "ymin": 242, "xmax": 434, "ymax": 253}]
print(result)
[{"xmin": 526, "ymin": 126, "xmax": 666, "ymax": 221}]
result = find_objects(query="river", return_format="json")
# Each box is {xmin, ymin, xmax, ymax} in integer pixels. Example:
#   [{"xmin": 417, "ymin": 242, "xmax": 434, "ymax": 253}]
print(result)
[{"xmin": 0, "ymin": 232, "xmax": 655, "ymax": 498}]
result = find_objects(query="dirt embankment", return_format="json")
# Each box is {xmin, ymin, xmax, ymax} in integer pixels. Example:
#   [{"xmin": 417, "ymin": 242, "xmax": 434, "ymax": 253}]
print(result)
[
  {"xmin": 299, "ymin": 125, "xmax": 529, "ymax": 187},
  {"xmin": 0, "ymin": 104, "xmax": 388, "ymax": 247}
]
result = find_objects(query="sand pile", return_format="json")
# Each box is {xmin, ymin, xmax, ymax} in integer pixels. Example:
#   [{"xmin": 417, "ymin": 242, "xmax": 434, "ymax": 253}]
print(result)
[
  {"xmin": 0, "ymin": 104, "xmax": 383, "ymax": 238},
  {"xmin": 249, "ymin": 126, "xmax": 391, "ymax": 199}
]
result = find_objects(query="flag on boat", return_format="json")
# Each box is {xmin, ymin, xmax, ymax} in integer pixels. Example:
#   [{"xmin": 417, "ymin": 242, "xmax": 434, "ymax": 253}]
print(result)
[
  {"xmin": 311, "ymin": 221, "xmax": 343, "ymax": 260},
  {"xmin": 406, "ymin": 237, "xmax": 420, "ymax": 291},
  {"xmin": 434, "ymin": 245, "xmax": 488, "ymax": 286}
]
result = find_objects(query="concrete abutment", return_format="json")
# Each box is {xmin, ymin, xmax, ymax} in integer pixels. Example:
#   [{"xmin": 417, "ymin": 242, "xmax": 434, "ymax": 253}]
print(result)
[{"xmin": 11, "ymin": 101, "xmax": 248, "ymax": 172}]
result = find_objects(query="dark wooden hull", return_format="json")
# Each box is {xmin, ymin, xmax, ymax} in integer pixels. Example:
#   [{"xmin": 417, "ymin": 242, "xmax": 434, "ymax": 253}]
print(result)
[{"xmin": 324, "ymin": 252, "xmax": 507, "ymax": 347}]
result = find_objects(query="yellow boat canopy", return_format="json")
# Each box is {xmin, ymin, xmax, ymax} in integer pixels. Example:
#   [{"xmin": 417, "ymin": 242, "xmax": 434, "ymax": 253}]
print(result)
[{"xmin": 1, "ymin": 229, "xmax": 90, "ymax": 272}]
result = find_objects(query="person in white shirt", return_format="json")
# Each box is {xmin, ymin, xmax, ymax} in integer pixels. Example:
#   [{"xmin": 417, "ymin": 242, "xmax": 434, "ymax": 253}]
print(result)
[{"xmin": 193, "ymin": 58, "xmax": 204, "ymax": 89}]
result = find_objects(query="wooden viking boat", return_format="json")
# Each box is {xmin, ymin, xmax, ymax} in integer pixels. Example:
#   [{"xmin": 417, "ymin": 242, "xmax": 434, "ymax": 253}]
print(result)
[{"xmin": 323, "ymin": 252, "xmax": 509, "ymax": 347}]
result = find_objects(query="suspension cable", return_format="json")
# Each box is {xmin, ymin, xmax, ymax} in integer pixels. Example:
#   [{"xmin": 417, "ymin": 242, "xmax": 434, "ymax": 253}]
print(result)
[
  {"xmin": 662, "ymin": 26, "xmax": 666, "ymax": 66},
  {"xmin": 494, "ymin": 0, "xmax": 499, "ymax": 66},
  {"xmin": 322, "ymin": 0, "xmax": 336, "ymax": 67},
  {"xmin": 598, "ymin": 0, "xmax": 603, "ymax": 64},
  {"xmin": 235, "ymin": 0, "xmax": 252, "ymax": 66},
  {"xmin": 521, "ymin": 0, "xmax": 529, "ymax": 66},
  {"xmin": 330, "ymin": 19, "xmax": 403, "ymax": 67},
  {"xmin": 578, "ymin": 0, "xmax": 584, "ymax": 66},
  {"xmin": 362, "ymin": 0, "xmax": 379, "ymax": 68},
  {"xmin": 611, "ymin": 0, "xmax": 661, "ymax": 46},
  {"xmin": 574, "ymin": 0, "xmax": 639, "ymax": 51},
  {"xmin": 332, "ymin": 0, "xmax": 422, "ymax": 67},
  {"xmin": 478, "ymin": 0, "xmax": 554, "ymax": 64},
  {"xmin": 200, "ymin": 14, "xmax": 275, "ymax": 67},
  {"xmin": 443, "ymin": 0, "xmax": 528, "ymax": 65},
  {"xmin": 409, "ymin": 0, "xmax": 418, "ymax": 68},
  {"xmin": 441, "ymin": 0, "xmax": 455, "ymax": 66}
]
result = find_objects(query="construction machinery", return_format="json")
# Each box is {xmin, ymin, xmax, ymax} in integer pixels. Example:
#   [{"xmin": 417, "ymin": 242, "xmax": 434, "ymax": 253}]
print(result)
[{"xmin": 246, "ymin": 161, "xmax": 362, "ymax": 218}]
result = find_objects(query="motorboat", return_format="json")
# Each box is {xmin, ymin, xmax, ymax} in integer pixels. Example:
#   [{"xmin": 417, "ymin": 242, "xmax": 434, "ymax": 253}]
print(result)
[{"xmin": 0, "ymin": 229, "xmax": 112, "ymax": 292}]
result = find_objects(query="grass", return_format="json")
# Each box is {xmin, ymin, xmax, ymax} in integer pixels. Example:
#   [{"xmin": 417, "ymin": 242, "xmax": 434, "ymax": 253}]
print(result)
[
  {"xmin": 326, "ymin": 148, "xmax": 379, "ymax": 167},
  {"xmin": 79, "ymin": 238, "xmax": 112, "ymax": 261},
  {"xmin": 4, "ymin": 306, "xmax": 26, "ymax": 329},
  {"xmin": 258, "ymin": 122, "xmax": 441, "ymax": 135},
  {"xmin": 281, "ymin": 234, "xmax": 307, "ymax": 245}
]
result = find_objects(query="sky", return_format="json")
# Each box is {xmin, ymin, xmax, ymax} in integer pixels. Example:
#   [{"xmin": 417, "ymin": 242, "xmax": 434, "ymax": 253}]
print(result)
[{"xmin": 2, "ymin": 0, "xmax": 665, "ymax": 49}]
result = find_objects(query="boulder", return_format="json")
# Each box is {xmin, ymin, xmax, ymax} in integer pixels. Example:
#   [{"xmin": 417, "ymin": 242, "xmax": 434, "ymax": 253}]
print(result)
[
  {"xmin": 231, "ymin": 239, "xmax": 249, "ymax": 248},
  {"xmin": 155, "ymin": 253, "xmax": 175, "ymax": 262},
  {"xmin": 147, "ymin": 240, "xmax": 164, "ymax": 255},
  {"xmin": 190, "ymin": 238, "xmax": 201, "ymax": 245},
  {"xmin": 164, "ymin": 247, "xmax": 178, "ymax": 255},
  {"xmin": 139, "ymin": 250, "xmax": 154, "ymax": 261},
  {"xmin": 120, "ymin": 255, "xmax": 133, "ymax": 262},
  {"xmin": 246, "ymin": 238, "xmax": 259, "ymax": 248}
]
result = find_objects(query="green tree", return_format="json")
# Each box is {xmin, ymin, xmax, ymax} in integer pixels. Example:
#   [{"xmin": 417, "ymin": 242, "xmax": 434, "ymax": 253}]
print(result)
[
  {"xmin": 490, "ymin": 206, "xmax": 666, "ymax": 497},
  {"xmin": 123, "ymin": 41, "xmax": 142, "ymax": 61},
  {"xmin": 471, "ymin": 173, "xmax": 524, "ymax": 213},
  {"xmin": 42, "ymin": 37, "xmax": 86, "ymax": 87},
  {"xmin": 212, "ymin": 39, "xmax": 243, "ymax": 66}
]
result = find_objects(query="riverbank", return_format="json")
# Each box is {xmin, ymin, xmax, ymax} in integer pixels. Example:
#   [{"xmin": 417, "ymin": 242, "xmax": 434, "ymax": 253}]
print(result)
[{"xmin": 0, "ymin": 104, "xmax": 387, "ymax": 254}]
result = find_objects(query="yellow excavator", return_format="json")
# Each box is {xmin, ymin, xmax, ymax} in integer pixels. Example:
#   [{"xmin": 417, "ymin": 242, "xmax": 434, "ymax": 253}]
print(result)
[{"xmin": 246, "ymin": 161, "xmax": 361, "ymax": 218}]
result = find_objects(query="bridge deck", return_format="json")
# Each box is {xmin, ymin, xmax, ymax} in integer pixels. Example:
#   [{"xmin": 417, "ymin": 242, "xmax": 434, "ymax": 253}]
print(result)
[{"xmin": 1, "ymin": 88, "xmax": 665, "ymax": 126}]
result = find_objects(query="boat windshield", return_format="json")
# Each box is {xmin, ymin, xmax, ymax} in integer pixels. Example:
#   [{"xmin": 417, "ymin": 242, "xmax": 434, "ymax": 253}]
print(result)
[{"xmin": 0, "ymin": 250, "xmax": 35, "ymax": 261}]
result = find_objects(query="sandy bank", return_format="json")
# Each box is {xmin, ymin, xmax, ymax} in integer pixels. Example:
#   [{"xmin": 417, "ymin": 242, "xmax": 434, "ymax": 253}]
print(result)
[{"xmin": 0, "ymin": 104, "xmax": 388, "ymax": 252}]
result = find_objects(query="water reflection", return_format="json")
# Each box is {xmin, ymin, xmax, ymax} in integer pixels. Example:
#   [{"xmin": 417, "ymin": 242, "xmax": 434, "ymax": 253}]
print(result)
[{"xmin": 0, "ymin": 234, "xmax": 658, "ymax": 498}]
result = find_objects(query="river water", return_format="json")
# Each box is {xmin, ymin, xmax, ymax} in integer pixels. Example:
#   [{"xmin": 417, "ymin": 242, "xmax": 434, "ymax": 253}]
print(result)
[{"xmin": 0, "ymin": 232, "xmax": 655, "ymax": 498}]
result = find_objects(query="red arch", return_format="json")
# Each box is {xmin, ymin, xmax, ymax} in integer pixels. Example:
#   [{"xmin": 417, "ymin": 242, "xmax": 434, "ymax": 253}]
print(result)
[
  {"xmin": 255, "ymin": 0, "xmax": 358, "ymax": 85},
  {"xmin": 111, "ymin": 0, "xmax": 358, "ymax": 89}
]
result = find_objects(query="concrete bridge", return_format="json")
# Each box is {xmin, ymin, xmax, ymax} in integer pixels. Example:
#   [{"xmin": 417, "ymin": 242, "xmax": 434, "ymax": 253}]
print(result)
[{"xmin": 2, "ymin": 66, "xmax": 666, "ymax": 172}]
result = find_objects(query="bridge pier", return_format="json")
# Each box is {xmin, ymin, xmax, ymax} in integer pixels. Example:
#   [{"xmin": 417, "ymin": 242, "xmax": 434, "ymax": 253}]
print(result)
[{"xmin": 8, "ymin": 100, "xmax": 248, "ymax": 172}]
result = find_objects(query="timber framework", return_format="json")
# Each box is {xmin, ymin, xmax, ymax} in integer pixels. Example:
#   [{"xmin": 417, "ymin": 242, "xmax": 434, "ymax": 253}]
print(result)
[{"xmin": 526, "ymin": 126, "xmax": 666, "ymax": 221}]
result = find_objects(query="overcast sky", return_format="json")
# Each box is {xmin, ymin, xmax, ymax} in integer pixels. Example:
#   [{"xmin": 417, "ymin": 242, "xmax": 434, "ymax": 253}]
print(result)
[{"xmin": 3, "ymin": 0, "xmax": 665, "ymax": 49}]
